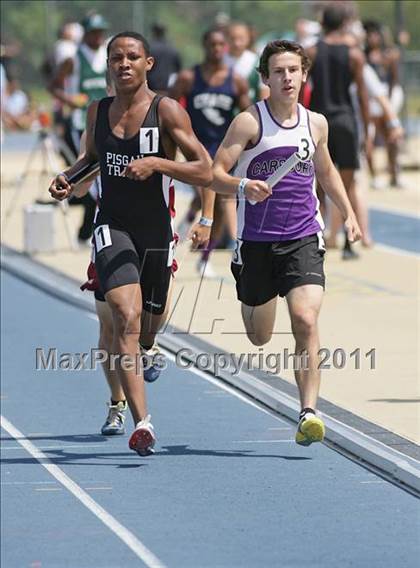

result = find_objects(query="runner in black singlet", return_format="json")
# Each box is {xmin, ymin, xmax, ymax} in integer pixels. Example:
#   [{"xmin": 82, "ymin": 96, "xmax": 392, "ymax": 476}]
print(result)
[
  {"xmin": 49, "ymin": 31, "xmax": 213, "ymax": 456},
  {"xmin": 307, "ymin": 4, "xmax": 369, "ymax": 260}
]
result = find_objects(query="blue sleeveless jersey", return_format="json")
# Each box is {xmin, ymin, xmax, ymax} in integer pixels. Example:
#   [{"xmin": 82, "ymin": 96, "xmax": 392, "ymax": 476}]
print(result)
[{"xmin": 186, "ymin": 65, "xmax": 237, "ymax": 157}]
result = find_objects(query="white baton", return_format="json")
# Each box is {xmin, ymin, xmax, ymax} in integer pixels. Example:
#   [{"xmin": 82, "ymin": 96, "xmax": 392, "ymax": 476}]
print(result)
[{"xmin": 248, "ymin": 151, "xmax": 301, "ymax": 205}]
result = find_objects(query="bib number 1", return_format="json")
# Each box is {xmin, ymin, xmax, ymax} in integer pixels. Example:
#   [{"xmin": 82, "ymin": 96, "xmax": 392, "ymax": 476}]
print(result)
[
  {"xmin": 140, "ymin": 127, "xmax": 159, "ymax": 154},
  {"xmin": 94, "ymin": 224, "xmax": 112, "ymax": 253}
]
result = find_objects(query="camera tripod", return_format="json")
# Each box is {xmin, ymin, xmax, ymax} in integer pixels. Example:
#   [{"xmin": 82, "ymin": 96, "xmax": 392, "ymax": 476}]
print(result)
[{"xmin": 3, "ymin": 127, "xmax": 79, "ymax": 250}]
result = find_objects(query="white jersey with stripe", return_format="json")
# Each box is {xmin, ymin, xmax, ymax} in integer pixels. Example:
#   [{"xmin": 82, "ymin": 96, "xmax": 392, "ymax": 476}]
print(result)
[{"xmin": 234, "ymin": 101, "xmax": 324, "ymax": 241}]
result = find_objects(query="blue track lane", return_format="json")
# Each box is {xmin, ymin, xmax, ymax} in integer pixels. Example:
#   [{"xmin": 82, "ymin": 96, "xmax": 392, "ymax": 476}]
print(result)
[
  {"xmin": 369, "ymin": 208, "xmax": 420, "ymax": 254},
  {"xmin": 1, "ymin": 271, "xmax": 419, "ymax": 568}
]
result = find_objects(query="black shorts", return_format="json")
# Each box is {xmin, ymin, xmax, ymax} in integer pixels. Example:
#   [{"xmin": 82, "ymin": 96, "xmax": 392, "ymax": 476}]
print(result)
[
  {"xmin": 93, "ymin": 220, "xmax": 175, "ymax": 315},
  {"xmin": 94, "ymin": 288, "xmax": 106, "ymax": 302},
  {"xmin": 231, "ymin": 234, "xmax": 326, "ymax": 306},
  {"xmin": 327, "ymin": 112, "xmax": 360, "ymax": 170}
]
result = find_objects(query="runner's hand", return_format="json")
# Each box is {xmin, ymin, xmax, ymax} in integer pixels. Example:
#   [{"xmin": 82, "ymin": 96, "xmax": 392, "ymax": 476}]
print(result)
[
  {"xmin": 189, "ymin": 223, "xmax": 211, "ymax": 249},
  {"xmin": 48, "ymin": 174, "xmax": 73, "ymax": 201},
  {"xmin": 344, "ymin": 214, "xmax": 362, "ymax": 243},
  {"xmin": 122, "ymin": 158, "xmax": 157, "ymax": 181},
  {"xmin": 244, "ymin": 180, "xmax": 271, "ymax": 203}
]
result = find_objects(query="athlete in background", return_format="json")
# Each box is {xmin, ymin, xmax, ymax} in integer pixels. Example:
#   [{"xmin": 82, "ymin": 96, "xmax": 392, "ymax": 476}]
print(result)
[
  {"xmin": 49, "ymin": 13, "xmax": 109, "ymax": 244},
  {"xmin": 307, "ymin": 4, "xmax": 369, "ymax": 260},
  {"xmin": 171, "ymin": 28, "xmax": 250, "ymax": 277}
]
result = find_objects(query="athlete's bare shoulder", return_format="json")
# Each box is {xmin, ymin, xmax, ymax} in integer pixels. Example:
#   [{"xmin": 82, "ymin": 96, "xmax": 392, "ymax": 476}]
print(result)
[
  {"xmin": 234, "ymin": 104, "xmax": 260, "ymax": 134},
  {"xmin": 218, "ymin": 104, "xmax": 260, "ymax": 149},
  {"xmin": 349, "ymin": 45, "xmax": 365, "ymax": 67},
  {"xmin": 158, "ymin": 95, "xmax": 188, "ymax": 123},
  {"xmin": 306, "ymin": 110, "xmax": 328, "ymax": 145}
]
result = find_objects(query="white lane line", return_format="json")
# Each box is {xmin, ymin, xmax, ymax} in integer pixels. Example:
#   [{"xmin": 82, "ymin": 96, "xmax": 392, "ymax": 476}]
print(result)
[
  {"xmin": 268, "ymin": 427, "xmax": 291, "ymax": 431},
  {"xmin": 360, "ymin": 480, "xmax": 387, "ymax": 484},
  {"xmin": 35, "ymin": 487, "xmax": 63, "ymax": 492},
  {"xmin": 2, "ymin": 481, "xmax": 57, "ymax": 486},
  {"xmin": 1, "ymin": 415, "xmax": 166, "ymax": 568},
  {"xmin": 1, "ymin": 444, "xmax": 108, "ymax": 451}
]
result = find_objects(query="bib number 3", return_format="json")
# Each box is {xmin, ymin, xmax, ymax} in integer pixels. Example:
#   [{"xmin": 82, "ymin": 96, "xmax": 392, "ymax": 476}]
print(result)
[{"xmin": 297, "ymin": 137, "xmax": 311, "ymax": 161}]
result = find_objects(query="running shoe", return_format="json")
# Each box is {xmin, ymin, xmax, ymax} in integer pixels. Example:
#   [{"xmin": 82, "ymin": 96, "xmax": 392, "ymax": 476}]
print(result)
[
  {"xmin": 142, "ymin": 342, "xmax": 164, "ymax": 383},
  {"xmin": 342, "ymin": 246, "xmax": 359, "ymax": 260},
  {"xmin": 295, "ymin": 412, "xmax": 325, "ymax": 446},
  {"xmin": 129, "ymin": 415, "xmax": 156, "ymax": 456},
  {"xmin": 371, "ymin": 177, "xmax": 387, "ymax": 190},
  {"xmin": 101, "ymin": 400, "xmax": 127, "ymax": 436},
  {"xmin": 390, "ymin": 178, "xmax": 406, "ymax": 190}
]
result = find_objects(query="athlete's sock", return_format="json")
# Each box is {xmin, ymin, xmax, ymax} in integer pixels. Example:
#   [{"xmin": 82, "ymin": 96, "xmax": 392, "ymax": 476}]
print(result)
[
  {"xmin": 111, "ymin": 399, "xmax": 126, "ymax": 407},
  {"xmin": 299, "ymin": 407, "xmax": 316, "ymax": 420},
  {"xmin": 140, "ymin": 343, "xmax": 154, "ymax": 352},
  {"xmin": 201, "ymin": 239, "xmax": 218, "ymax": 262}
]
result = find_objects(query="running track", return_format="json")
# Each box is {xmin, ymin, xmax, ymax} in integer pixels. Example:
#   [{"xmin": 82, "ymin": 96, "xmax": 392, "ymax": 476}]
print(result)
[
  {"xmin": 369, "ymin": 208, "xmax": 420, "ymax": 254},
  {"xmin": 1, "ymin": 271, "xmax": 419, "ymax": 567}
]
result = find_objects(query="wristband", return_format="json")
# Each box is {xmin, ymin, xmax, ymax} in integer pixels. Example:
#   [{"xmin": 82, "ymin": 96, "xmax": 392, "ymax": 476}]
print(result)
[
  {"xmin": 386, "ymin": 118, "xmax": 401, "ymax": 129},
  {"xmin": 238, "ymin": 177, "xmax": 249, "ymax": 198},
  {"xmin": 199, "ymin": 216, "xmax": 213, "ymax": 227}
]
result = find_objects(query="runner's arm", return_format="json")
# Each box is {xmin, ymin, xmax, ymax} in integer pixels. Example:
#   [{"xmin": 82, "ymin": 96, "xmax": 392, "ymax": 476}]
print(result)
[
  {"xmin": 212, "ymin": 110, "xmax": 271, "ymax": 201},
  {"xmin": 48, "ymin": 102, "xmax": 99, "ymax": 200},
  {"xmin": 234, "ymin": 74, "xmax": 252, "ymax": 111},
  {"xmin": 168, "ymin": 69, "xmax": 193, "ymax": 100},
  {"xmin": 71, "ymin": 130, "xmax": 100, "ymax": 197},
  {"xmin": 350, "ymin": 48, "xmax": 370, "ymax": 142},
  {"xmin": 48, "ymin": 58, "xmax": 86, "ymax": 110}
]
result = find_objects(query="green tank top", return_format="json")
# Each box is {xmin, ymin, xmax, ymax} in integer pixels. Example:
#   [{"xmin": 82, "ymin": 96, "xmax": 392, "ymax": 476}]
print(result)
[{"xmin": 72, "ymin": 47, "xmax": 107, "ymax": 130}]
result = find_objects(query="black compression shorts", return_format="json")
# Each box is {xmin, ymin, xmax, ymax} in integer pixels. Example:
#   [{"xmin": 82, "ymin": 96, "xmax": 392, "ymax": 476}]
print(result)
[{"xmin": 93, "ymin": 219, "xmax": 175, "ymax": 315}]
